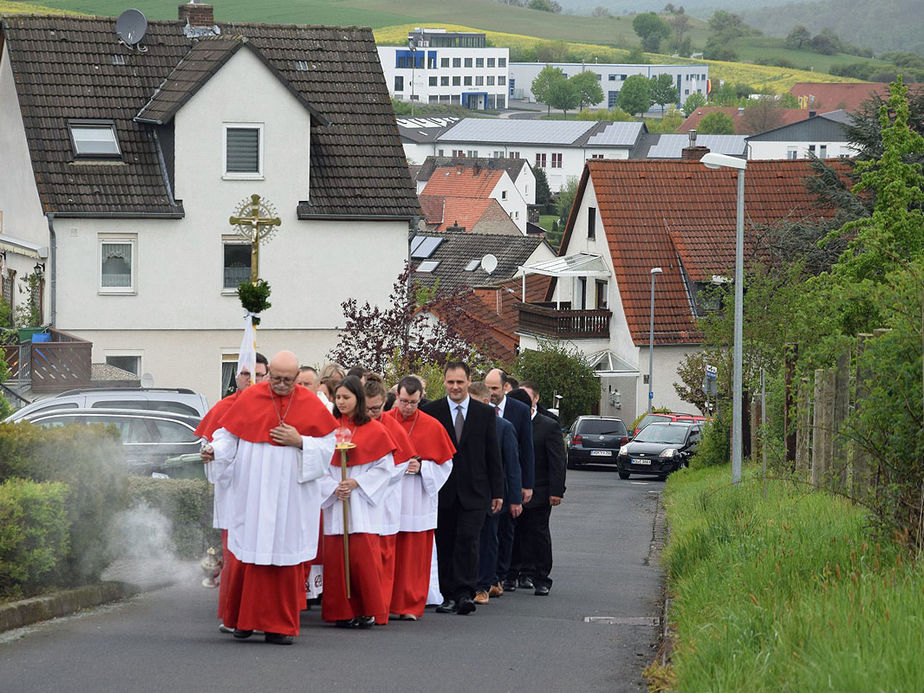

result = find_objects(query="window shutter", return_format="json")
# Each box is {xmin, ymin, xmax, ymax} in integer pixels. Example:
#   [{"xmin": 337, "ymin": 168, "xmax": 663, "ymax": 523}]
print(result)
[{"xmin": 226, "ymin": 128, "xmax": 260, "ymax": 173}]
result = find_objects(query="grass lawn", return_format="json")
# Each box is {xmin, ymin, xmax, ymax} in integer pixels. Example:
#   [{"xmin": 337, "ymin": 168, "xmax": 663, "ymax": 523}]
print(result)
[{"xmin": 659, "ymin": 464, "xmax": 924, "ymax": 691}]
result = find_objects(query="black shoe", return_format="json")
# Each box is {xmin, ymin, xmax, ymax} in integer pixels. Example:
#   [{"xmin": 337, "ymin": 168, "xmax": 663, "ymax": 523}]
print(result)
[
  {"xmin": 517, "ymin": 577, "xmax": 535, "ymax": 590},
  {"xmin": 232, "ymin": 628, "xmax": 253, "ymax": 639},
  {"xmin": 265, "ymin": 632, "xmax": 294, "ymax": 645},
  {"xmin": 534, "ymin": 584, "xmax": 551, "ymax": 596},
  {"xmin": 435, "ymin": 599, "xmax": 457, "ymax": 614},
  {"xmin": 335, "ymin": 620, "xmax": 353, "ymax": 628},
  {"xmin": 456, "ymin": 597, "xmax": 476, "ymax": 615},
  {"xmin": 353, "ymin": 616, "xmax": 375, "ymax": 629},
  {"xmin": 502, "ymin": 579, "xmax": 517, "ymax": 592}
]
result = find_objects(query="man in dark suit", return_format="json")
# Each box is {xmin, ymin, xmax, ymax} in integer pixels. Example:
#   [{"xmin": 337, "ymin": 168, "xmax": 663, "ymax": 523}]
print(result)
[
  {"xmin": 422, "ymin": 361, "xmax": 504, "ymax": 615},
  {"xmin": 485, "ymin": 368, "xmax": 535, "ymax": 593},
  {"xmin": 469, "ymin": 382, "xmax": 522, "ymax": 605},
  {"xmin": 510, "ymin": 384, "xmax": 566, "ymax": 595}
]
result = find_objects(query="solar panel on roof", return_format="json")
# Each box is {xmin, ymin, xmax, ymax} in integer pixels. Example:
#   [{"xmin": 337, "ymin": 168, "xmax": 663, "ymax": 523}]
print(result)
[{"xmin": 410, "ymin": 236, "xmax": 443, "ymax": 259}]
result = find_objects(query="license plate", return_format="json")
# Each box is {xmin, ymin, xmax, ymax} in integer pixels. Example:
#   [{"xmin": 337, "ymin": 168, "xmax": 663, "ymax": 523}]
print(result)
[
  {"xmin": 590, "ymin": 450, "xmax": 612, "ymax": 457},
  {"xmin": 632, "ymin": 458, "xmax": 651, "ymax": 465}
]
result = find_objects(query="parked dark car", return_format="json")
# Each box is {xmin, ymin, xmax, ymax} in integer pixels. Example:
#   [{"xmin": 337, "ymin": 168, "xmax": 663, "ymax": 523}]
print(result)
[
  {"xmin": 616, "ymin": 422, "xmax": 702, "ymax": 480},
  {"xmin": 633, "ymin": 412, "xmax": 709, "ymax": 437},
  {"xmin": 20, "ymin": 408, "xmax": 204, "ymax": 476},
  {"xmin": 566, "ymin": 416, "xmax": 630, "ymax": 469}
]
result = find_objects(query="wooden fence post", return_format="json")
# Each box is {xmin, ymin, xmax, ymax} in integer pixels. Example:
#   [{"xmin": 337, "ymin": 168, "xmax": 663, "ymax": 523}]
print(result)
[
  {"xmin": 796, "ymin": 376, "xmax": 811, "ymax": 473},
  {"xmin": 831, "ymin": 351, "xmax": 850, "ymax": 493},
  {"xmin": 811, "ymin": 368, "xmax": 835, "ymax": 488},
  {"xmin": 750, "ymin": 396, "xmax": 760, "ymax": 467},
  {"xmin": 852, "ymin": 334, "xmax": 873, "ymax": 501},
  {"xmin": 784, "ymin": 343, "xmax": 798, "ymax": 470}
]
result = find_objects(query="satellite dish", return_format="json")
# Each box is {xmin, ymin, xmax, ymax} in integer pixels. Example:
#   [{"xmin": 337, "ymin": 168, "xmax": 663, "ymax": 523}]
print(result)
[
  {"xmin": 116, "ymin": 9, "xmax": 148, "ymax": 47},
  {"xmin": 480, "ymin": 253, "xmax": 498, "ymax": 274},
  {"xmin": 140, "ymin": 372, "xmax": 155, "ymax": 388}
]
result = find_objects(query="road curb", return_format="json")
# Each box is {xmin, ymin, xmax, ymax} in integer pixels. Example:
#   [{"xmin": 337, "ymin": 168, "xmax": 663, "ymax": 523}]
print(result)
[{"xmin": 0, "ymin": 582, "xmax": 144, "ymax": 633}]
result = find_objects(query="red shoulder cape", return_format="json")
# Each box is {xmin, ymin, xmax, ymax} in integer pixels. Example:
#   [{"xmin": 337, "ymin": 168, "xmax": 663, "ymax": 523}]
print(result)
[
  {"xmin": 386, "ymin": 408, "xmax": 455, "ymax": 464},
  {"xmin": 217, "ymin": 381, "xmax": 337, "ymax": 444},
  {"xmin": 194, "ymin": 390, "xmax": 240, "ymax": 441},
  {"xmin": 378, "ymin": 412, "xmax": 416, "ymax": 465},
  {"xmin": 330, "ymin": 417, "xmax": 397, "ymax": 467}
]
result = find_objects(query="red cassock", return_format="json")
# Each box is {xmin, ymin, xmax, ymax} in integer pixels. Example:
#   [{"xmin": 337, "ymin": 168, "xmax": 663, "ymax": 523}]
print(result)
[
  {"xmin": 385, "ymin": 408, "xmax": 455, "ymax": 618},
  {"xmin": 321, "ymin": 417, "xmax": 397, "ymax": 625},
  {"xmin": 195, "ymin": 391, "xmax": 241, "ymax": 622},
  {"xmin": 214, "ymin": 382, "xmax": 337, "ymax": 636}
]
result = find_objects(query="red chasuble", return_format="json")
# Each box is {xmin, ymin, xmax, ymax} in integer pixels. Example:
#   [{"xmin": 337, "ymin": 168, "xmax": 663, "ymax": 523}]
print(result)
[
  {"xmin": 195, "ymin": 390, "xmax": 241, "ymax": 441},
  {"xmin": 385, "ymin": 408, "xmax": 455, "ymax": 464},
  {"xmin": 217, "ymin": 381, "xmax": 337, "ymax": 443},
  {"xmin": 377, "ymin": 413, "xmax": 416, "ymax": 466},
  {"xmin": 329, "ymin": 417, "xmax": 397, "ymax": 467}
]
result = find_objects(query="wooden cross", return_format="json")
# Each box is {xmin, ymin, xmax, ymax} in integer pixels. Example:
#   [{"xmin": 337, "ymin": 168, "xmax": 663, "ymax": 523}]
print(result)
[{"xmin": 228, "ymin": 194, "xmax": 281, "ymax": 283}]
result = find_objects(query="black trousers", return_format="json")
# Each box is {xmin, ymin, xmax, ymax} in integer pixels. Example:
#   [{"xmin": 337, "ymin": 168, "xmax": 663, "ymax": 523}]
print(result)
[
  {"xmin": 436, "ymin": 502, "xmax": 486, "ymax": 601},
  {"xmin": 518, "ymin": 503, "xmax": 553, "ymax": 588}
]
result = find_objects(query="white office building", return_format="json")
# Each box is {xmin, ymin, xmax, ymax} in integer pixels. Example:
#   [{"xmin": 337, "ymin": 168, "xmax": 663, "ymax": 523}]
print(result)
[
  {"xmin": 378, "ymin": 29, "xmax": 509, "ymax": 110},
  {"xmin": 509, "ymin": 62, "xmax": 708, "ymax": 111}
]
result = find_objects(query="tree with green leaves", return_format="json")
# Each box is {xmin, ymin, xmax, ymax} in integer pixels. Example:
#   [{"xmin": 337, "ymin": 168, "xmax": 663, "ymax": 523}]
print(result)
[
  {"xmin": 549, "ymin": 78, "xmax": 580, "ymax": 115},
  {"xmin": 632, "ymin": 12, "xmax": 671, "ymax": 52},
  {"xmin": 650, "ymin": 73, "xmax": 679, "ymax": 113},
  {"xmin": 533, "ymin": 165, "xmax": 553, "ymax": 213},
  {"xmin": 570, "ymin": 71, "xmax": 604, "ymax": 111},
  {"xmin": 531, "ymin": 64, "xmax": 567, "ymax": 115},
  {"xmin": 682, "ymin": 91, "xmax": 706, "ymax": 117},
  {"xmin": 784, "ymin": 25, "xmax": 811, "ymax": 50},
  {"xmin": 556, "ymin": 176, "xmax": 580, "ymax": 226},
  {"xmin": 618, "ymin": 74, "xmax": 652, "ymax": 116},
  {"xmin": 697, "ymin": 111, "xmax": 735, "ymax": 134},
  {"xmin": 515, "ymin": 341, "xmax": 599, "ymax": 427}
]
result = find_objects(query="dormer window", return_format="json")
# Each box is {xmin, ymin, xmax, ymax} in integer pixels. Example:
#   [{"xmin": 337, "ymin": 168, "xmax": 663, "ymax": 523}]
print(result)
[
  {"xmin": 68, "ymin": 120, "xmax": 121, "ymax": 159},
  {"xmin": 223, "ymin": 123, "xmax": 264, "ymax": 179}
]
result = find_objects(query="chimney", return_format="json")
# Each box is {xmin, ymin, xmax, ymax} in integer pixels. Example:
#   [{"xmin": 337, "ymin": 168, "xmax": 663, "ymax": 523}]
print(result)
[
  {"xmin": 179, "ymin": 2, "xmax": 214, "ymax": 26},
  {"xmin": 681, "ymin": 145, "xmax": 710, "ymax": 161},
  {"xmin": 688, "ymin": 129, "xmax": 697, "ymax": 147}
]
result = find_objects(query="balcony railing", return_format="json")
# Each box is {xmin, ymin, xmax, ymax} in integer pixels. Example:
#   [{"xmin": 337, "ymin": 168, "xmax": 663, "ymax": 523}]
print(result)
[
  {"xmin": 517, "ymin": 302, "xmax": 611, "ymax": 339},
  {"xmin": 1, "ymin": 329, "xmax": 92, "ymax": 392}
]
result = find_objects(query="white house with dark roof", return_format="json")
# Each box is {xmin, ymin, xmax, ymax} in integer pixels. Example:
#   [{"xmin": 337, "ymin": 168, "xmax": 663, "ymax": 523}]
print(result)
[
  {"xmin": 745, "ymin": 110, "xmax": 858, "ymax": 160},
  {"xmin": 0, "ymin": 4, "xmax": 420, "ymax": 403}
]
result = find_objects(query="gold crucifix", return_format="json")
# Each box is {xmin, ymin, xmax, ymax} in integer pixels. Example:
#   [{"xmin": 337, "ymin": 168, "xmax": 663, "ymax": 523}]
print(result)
[{"xmin": 229, "ymin": 194, "xmax": 281, "ymax": 283}]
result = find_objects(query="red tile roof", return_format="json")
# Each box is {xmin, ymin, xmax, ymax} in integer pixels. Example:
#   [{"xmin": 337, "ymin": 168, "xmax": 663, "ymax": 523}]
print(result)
[
  {"xmin": 419, "ymin": 195, "xmax": 503, "ymax": 232},
  {"xmin": 788, "ymin": 82, "xmax": 899, "ymax": 113},
  {"xmin": 421, "ymin": 166, "xmax": 503, "ymax": 199},
  {"xmin": 678, "ymin": 107, "xmax": 813, "ymax": 135},
  {"xmin": 559, "ymin": 158, "xmax": 851, "ymax": 346}
]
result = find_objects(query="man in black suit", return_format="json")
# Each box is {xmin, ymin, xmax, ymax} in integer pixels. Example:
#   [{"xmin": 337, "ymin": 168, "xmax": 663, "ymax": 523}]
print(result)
[
  {"xmin": 422, "ymin": 361, "xmax": 504, "ymax": 615},
  {"xmin": 510, "ymin": 384, "xmax": 566, "ymax": 595},
  {"xmin": 485, "ymin": 368, "xmax": 535, "ymax": 593}
]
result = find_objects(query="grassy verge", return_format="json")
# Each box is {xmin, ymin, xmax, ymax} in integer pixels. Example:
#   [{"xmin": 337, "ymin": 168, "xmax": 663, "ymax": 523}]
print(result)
[{"xmin": 658, "ymin": 465, "xmax": 924, "ymax": 692}]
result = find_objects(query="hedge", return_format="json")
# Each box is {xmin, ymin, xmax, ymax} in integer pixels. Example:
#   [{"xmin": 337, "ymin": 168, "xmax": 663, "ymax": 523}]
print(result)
[
  {"xmin": 0, "ymin": 478, "xmax": 70, "ymax": 600},
  {"xmin": 126, "ymin": 477, "xmax": 220, "ymax": 559}
]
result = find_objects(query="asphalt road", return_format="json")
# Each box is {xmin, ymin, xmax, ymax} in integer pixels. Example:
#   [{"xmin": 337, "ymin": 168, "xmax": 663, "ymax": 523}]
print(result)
[{"xmin": 0, "ymin": 469, "xmax": 665, "ymax": 693}]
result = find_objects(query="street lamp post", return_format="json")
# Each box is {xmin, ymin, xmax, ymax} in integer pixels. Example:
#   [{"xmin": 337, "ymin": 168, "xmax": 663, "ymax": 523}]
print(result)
[
  {"xmin": 648, "ymin": 267, "xmax": 663, "ymax": 414},
  {"xmin": 700, "ymin": 152, "xmax": 746, "ymax": 485}
]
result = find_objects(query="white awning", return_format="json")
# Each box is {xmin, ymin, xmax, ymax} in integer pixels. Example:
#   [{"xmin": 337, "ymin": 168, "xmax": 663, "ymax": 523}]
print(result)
[
  {"xmin": 519, "ymin": 252, "xmax": 610, "ymax": 278},
  {"xmin": 0, "ymin": 235, "xmax": 47, "ymax": 260}
]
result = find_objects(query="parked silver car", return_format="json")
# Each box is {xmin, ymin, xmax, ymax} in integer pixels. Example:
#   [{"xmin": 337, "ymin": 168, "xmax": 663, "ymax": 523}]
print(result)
[{"xmin": 4, "ymin": 387, "xmax": 209, "ymax": 423}]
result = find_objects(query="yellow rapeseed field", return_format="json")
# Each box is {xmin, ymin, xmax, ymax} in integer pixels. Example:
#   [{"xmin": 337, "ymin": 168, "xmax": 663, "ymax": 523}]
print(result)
[
  {"xmin": 0, "ymin": 2, "xmax": 82, "ymax": 17},
  {"xmin": 374, "ymin": 22, "xmax": 860, "ymax": 94}
]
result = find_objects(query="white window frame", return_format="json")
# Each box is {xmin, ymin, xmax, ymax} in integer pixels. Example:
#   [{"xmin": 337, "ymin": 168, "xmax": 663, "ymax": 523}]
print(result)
[
  {"xmin": 222, "ymin": 239, "xmax": 252, "ymax": 293},
  {"xmin": 222, "ymin": 123, "xmax": 264, "ymax": 180},
  {"xmin": 68, "ymin": 119, "xmax": 122, "ymax": 159},
  {"xmin": 104, "ymin": 351, "xmax": 143, "ymax": 376},
  {"xmin": 99, "ymin": 236, "xmax": 137, "ymax": 294}
]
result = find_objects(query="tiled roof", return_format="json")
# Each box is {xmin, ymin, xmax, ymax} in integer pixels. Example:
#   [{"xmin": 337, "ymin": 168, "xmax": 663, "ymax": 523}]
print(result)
[
  {"xmin": 415, "ymin": 156, "xmax": 528, "ymax": 187},
  {"xmin": 560, "ymin": 159, "xmax": 851, "ymax": 346},
  {"xmin": 419, "ymin": 195, "xmax": 510, "ymax": 234},
  {"xmin": 411, "ymin": 230, "xmax": 548, "ymax": 293},
  {"xmin": 428, "ymin": 273, "xmax": 551, "ymax": 364},
  {"xmin": 788, "ymin": 82, "xmax": 897, "ymax": 113},
  {"xmin": 677, "ymin": 107, "xmax": 813, "ymax": 135},
  {"xmin": 421, "ymin": 166, "xmax": 503, "ymax": 198},
  {"xmin": 1, "ymin": 15, "xmax": 419, "ymax": 219}
]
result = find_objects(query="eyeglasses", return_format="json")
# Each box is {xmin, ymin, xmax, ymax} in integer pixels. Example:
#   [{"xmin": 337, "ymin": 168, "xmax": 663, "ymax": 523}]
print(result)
[
  {"xmin": 240, "ymin": 371, "xmax": 268, "ymax": 379},
  {"xmin": 367, "ymin": 405, "xmax": 383, "ymax": 413},
  {"xmin": 397, "ymin": 399, "xmax": 420, "ymax": 407},
  {"xmin": 269, "ymin": 375, "xmax": 296, "ymax": 385}
]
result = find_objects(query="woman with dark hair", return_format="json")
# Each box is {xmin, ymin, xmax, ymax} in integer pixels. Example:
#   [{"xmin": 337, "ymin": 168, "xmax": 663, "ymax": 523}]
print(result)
[{"xmin": 321, "ymin": 376, "xmax": 400, "ymax": 628}]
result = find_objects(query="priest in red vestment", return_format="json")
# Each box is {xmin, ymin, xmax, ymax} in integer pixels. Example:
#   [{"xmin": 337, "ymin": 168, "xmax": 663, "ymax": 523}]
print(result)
[
  {"xmin": 206, "ymin": 351, "xmax": 337, "ymax": 645},
  {"xmin": 386, "ymin": 375, "xmax": 455, "ymax": 620}
]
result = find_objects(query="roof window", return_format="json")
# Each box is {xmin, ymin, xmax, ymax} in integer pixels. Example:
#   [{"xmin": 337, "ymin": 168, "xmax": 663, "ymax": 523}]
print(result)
[
  {"xmin": 68, "ymin": 120, "xmax": 121, "ymax": 159},
  {"xmin": 410, "ymin": 236, "xmax": 443, "ymax": 259},
  {"xmin": 464, "ymin": 259, "xmax": 480, "ymax": 271},
  {"xmin": 417, "ymin": 260, "xmax": 440, "ymax": 273}
]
